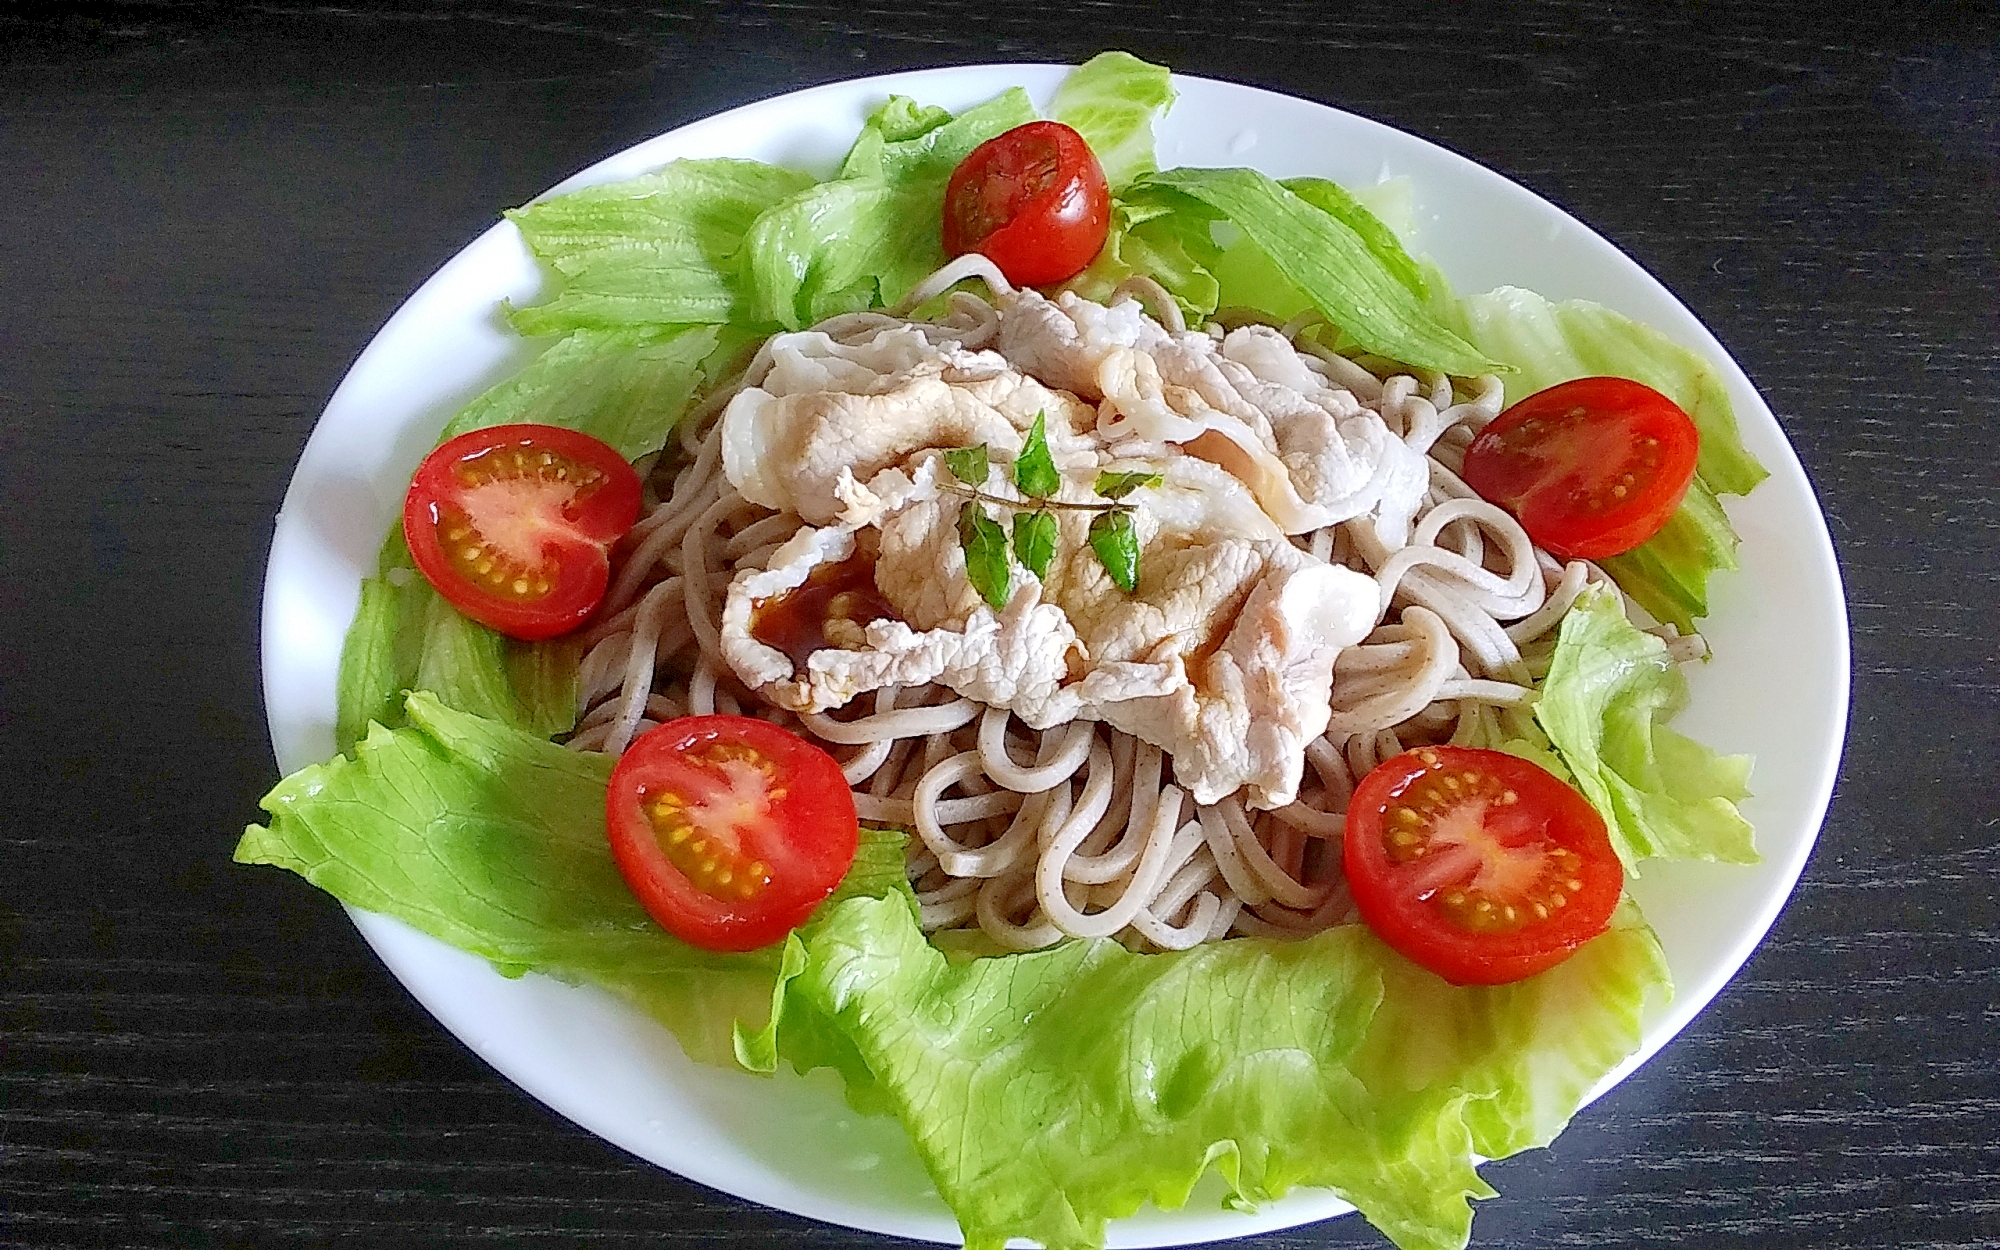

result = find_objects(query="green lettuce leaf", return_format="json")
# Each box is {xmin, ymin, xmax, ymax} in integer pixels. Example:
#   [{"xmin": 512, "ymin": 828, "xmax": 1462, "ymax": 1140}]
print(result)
[
  {"xmin": 504, "ymin": 158, "xmax": 816, "ymax": 334},
  {"xmin": 334, "ymin": 571, "xmax": 408, "ymax": 752},
  {"xmin": 729, "ymin": 828, "xmax": 917, "ymax": 1104},
  {"xmin": 335, "ymin": 532, "xmax": 580, "ymax": 753},
  {"xmin": 236, "ymin": 692, "xmax": 911, "ymax": 1066},
  {"xmin": 742, "ymin": 89, "xmax": 1037, "ymax": 327},
  {"xmin": 1535, "ymin": 585, "xmax": 1757, "ymax": 871},
  {"xmin": 437, "ymin": 324, "xmax": 721, "ymax": 462},
  {"xmin": 1208, "ymin": 173, "xmax": 1425, "ymax": 330},
  {"xmin": 1599, "ymin": 477, "xmax": 1741, "ymax": 633},
  {"xmin": 792, "ymin": 893, "xmax": 1668, "ymax": 1250},
  {"xmin": 1453, "ymin": 286, "xmax": 1766, "ymax": 496},
  {"xmin": 334, "ymin": 316, "xmax": 746, "ymax": 751},
  {"xmin": 1193, "ymin": 178, "xmax": 1427, "ymax": 341},
  {"xmin": 1134, "ymin": 168, "xmax": 1497, "ymax": 376},
  {"xmin": 1445, "ymin": 284, "xmax": 1767, "ymax": 628},
  {"xmin": 1204, "ymin": 214, "xmax": 1314, "ymax": 324},
  {"xmin": 839, "ymin": 95, "xmax": 954, "ymax": 161},
  {"xmin": 834, "ymin": 90, "xmax": 1031, "ymax": 185},
  {"xmin": 1282, "ymin": 177, "xmax": 1429, "ymax": 302},
  {"xmin": 1348, "ymin": 176, "xmax": 1419, "ymax": 249},
  {"xmin": 1050, "ymin": 51, "xmax": 1176, "ymax": 191},
  {"xmin": 246, "ymin": 685, "xmax": 1675, "ymax": 1250},
  {"xmin": 1060, "ymin": 194, "xmax": 1221, "ymax": 323}
]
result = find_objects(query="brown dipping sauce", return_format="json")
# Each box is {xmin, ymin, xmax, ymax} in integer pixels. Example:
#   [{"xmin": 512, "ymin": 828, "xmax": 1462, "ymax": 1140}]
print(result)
[{"xmin": 749, "ymin": 544, "xmax": 901, "ymax": 669}]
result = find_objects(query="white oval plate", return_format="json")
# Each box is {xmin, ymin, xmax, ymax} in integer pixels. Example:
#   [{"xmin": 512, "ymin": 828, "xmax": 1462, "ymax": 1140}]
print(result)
[{"xmin": 262, "ymin": 64, "xmax": 1849, "ymax": 1246}]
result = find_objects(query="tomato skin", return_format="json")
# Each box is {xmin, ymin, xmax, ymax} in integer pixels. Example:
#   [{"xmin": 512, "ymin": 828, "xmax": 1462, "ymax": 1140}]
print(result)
[
  {"xmin": 1344, "ymin": 746, "xmax": 1623, "ymax": 986},
  {"xmin": 402, "ymin": 423, "xmax": 641, "ymax": 640},
  {"xmin": 604, "ymin": 716, "xmax": 858, "ymax": 953},
  {"xmin": 943, "ymin": 120, "xmax": 1111, "ymax": 287},
  {"xmin": 1461, "ymin": 377, "xmax": 1701, "ymax": 561}
]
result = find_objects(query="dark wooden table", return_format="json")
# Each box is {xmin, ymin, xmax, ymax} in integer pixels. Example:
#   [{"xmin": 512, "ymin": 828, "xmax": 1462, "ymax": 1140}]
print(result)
[{"xmin": 5, "ymin": 3, "xmax": 1996, "ymax": 1247}]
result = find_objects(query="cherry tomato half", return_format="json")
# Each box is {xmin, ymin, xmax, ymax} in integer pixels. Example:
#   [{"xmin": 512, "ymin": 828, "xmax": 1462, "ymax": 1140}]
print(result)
[
  {"xmin": 1460, "ymin": 377, "xmax": 1700, "ymax": 561},
  {"xmin": 1344, "ymin": 746, "xmax": 1623, "ymax": 985},
  {"xmin": 942, "ymin": 120, "xmax": 1111, "ymax": 287},
  {"xmin": 402, "ymin": 423, "xmax": 641, "ymax": 640},
  {"xmin": 605, "ymin": 716, "xmax": 859, "ymax": 952}
]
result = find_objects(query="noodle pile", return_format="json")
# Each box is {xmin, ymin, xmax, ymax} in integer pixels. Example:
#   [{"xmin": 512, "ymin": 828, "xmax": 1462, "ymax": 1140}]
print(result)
[{"xmin": 564, "ymin": 278, "xmax": 1694, "ymax": 953}]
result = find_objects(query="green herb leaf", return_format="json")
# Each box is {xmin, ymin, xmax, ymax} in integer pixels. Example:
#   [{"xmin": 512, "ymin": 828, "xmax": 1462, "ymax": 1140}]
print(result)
[
  {"xmin": 958, "ymin": 502, "xmax": 1012, "ymax": 610},
  {"xmin": 1013, "ymin": 411, "xmax": 1061, "ymax": 499},
  {"xmin": 1093, "ymin": 469, "xmax": 1164, "ymax": 501},
  {"xmin": 1012, "ymin": 510, "xmax": 1058, "ymax": 581},
  {"xmin": 943, "ymin": 444, "xmax": 990, "ymax": 486},
  {"xmin": 1088, "ymin": 508, "xmax": 1140, "ymax": 592}
]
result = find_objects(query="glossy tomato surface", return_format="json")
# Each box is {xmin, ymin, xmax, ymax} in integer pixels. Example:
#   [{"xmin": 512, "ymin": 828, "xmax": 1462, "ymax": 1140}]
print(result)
[
  {"xmin": 605, "ymin": 716, "xmax": 859, "ymax": 953},
  {"xmin": 942, "ymin": 120, "xmax": 1111, "ymax": 287},
  {"xmin": 402, "ymin": 423, "xmax": 640, "ymax": 640},
  {"xmin": 1344, "ymin": 746, "xmax": 1623, "ymax": 985},
  {"xmin": 1461, "ymin": 376, "xmax": 1700, "ymax": 560}
]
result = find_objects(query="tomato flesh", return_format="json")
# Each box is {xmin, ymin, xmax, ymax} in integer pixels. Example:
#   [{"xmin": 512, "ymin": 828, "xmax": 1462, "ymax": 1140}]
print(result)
[
  {"xmin": 1344, "ymin": 746, "xmax": 1622, "ymax": 985},
  {"xmin": 402, "ymin": 423, "xmax": 641, "ymax": 640},
  {"xmin": 605, "ymin": 716, "xmax": 858, "ymax": 952},
  {"xmin": 943, "ymin": 120, "xmax": 1111, "ymax": 287},
  {"xmin": 1461, "ymin": 377, "xmax": 1700, "ymax": 561}
]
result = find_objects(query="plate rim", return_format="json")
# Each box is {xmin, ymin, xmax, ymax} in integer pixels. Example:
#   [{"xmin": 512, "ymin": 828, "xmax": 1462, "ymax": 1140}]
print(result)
[{"xmin": 260, "ymin": 59, "xmax": 1851, "ymax": 1248}]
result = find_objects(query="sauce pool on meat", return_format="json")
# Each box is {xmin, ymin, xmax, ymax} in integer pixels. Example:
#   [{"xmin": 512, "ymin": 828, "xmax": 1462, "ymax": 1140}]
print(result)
[{"xmin": 749, "ymin": 545, "xmax": 901, "ymax": 669}]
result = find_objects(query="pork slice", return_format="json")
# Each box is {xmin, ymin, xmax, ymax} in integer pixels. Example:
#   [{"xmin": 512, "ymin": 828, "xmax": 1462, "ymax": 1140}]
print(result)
[
  {"xmin": 723, "ymin": 349, "xmax": 1093, "ymax": 525},
  {"xmin": 723, "ymin": 445, "xmax": 1379, "ymax": 806},
  {"xmin": 714, "ymin": 296, "xmax": 1408, "ymax": 808},
  {"xmin": 991, "ymin": 287, "xmax": 1172, "ymax": 401},
  {"xmin": 992, "ymin": 295, "xmax": 1432, "ymax": 537}
]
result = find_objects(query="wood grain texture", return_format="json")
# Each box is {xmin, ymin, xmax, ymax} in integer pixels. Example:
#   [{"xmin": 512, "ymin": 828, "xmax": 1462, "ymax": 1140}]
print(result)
[{"xmin": 2, "ymin": 2, "xmax": 1994, "ymax": 1247}]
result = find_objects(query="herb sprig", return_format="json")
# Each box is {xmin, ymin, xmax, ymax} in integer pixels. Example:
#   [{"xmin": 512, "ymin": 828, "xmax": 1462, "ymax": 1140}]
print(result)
[{"xmin": 944, "ymin": 411, "xmax": 1162, "ymax": 607}]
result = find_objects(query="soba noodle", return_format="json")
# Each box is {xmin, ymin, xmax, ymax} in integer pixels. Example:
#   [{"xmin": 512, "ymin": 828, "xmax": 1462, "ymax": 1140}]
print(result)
[{"xmin": 565, "ymin": 277, "xmax": 1680, "ymax": 954}]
